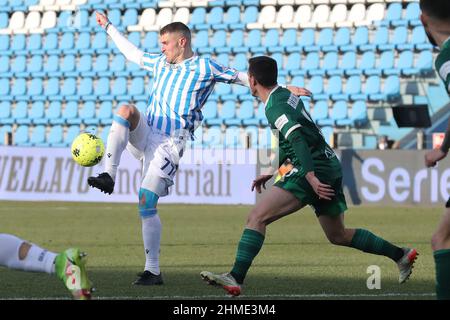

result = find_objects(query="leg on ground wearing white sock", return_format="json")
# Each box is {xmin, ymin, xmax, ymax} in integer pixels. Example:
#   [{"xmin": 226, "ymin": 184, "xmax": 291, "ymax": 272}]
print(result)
[
  {"xmin": 0, "ymin": 233, "xmax": 57, "ymax": 274},
  {"xmin": 141, "ymin": 214, "xmax": 162, "ymax": 275}
]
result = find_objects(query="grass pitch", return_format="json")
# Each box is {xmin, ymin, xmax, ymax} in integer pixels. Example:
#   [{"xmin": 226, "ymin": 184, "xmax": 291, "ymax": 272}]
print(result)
[{"xmin": 0, "ymin": 201, "xmax": 442, "ymax": 300}]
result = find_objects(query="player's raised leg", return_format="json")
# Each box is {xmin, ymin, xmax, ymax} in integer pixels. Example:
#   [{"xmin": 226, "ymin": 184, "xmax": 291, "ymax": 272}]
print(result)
[
  {"xmin": 431, "ymin": 207, "xmax": 450, "ymax": 299},
  {"xmin": 317, "ymin": 214, "xmax": 418, "ymax": 284},
  {"xmin": 88, "ymin": 104, "xmax": 140, "ymax": 194},
  {"xmin": 201, "ymin": 186, "xmax": 303, "ymax": 296},
  {"xmin": 0, "ymin": 233, "xmax": 93, "ymax": 300}
]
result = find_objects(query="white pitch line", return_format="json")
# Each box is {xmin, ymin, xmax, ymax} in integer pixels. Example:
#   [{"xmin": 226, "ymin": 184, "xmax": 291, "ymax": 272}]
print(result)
[{"xmin": 1, "ymin": 293, "xmax": 436, "ymax": 300}]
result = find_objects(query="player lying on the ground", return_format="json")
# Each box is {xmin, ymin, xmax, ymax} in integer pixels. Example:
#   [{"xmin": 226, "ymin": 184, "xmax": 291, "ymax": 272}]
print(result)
[
  {"xmin": 0, "ymin": 233, "xmax": 93, "ymax": 300},
  {"xmin": 200, "ymin": 56, "xmax": 418, "ymax": 296},
  {"xmin": 420, "ymin": 0, "xmax": 450, "ymax": 301},
  {"xmin": 88, "ymin": 11, "xmax": 311, "ymax": 286}
]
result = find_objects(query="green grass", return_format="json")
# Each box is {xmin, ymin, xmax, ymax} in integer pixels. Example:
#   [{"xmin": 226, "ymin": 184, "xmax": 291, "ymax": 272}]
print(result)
[{"xmin": 0, "ymin": 201, "xmax": 442, "ymax": 300}]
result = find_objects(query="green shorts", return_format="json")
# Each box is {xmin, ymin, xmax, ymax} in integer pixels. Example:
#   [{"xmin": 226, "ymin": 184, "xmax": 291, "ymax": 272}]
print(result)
[{"xmin": 274, "ymin": 172, "xmax": 347, "ymax": 217}]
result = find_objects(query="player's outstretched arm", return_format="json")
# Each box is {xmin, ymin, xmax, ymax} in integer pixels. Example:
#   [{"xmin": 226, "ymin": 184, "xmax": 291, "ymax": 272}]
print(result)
[{"xmin": 95, "ymin": 11, "xmax": 144, "ymax": 66}]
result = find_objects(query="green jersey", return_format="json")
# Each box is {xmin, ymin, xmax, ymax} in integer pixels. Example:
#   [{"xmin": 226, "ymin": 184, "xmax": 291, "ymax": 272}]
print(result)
[
  {"xmin": 265, "ymin": 86, "xmax": 342, "ymax": 180},
  {"xmin": 436, "ymin": 37, "xmax": 450, "ymax": 94}
]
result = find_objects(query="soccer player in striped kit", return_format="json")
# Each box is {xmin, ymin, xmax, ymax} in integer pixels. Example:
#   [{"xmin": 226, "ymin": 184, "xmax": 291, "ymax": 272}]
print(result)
[
  {"xmin": 89, "ymin": 11, "xmax": 311, "ymax": 286},
  {"xmin": 421, "ymin": 0, "xmax": 450, "ymax": 300}
]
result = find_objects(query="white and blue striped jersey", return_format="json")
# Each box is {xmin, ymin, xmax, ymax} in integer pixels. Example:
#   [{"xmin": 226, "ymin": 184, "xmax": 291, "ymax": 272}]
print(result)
[{"xmin": 140, "ymin": 53, "xmax": 239, "ymax": 135}]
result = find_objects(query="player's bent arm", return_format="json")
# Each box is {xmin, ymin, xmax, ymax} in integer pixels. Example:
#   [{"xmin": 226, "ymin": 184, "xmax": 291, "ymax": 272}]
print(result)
[{"xmin": 105, "ymin": 24, "xmax": 144, "ymax": 66}]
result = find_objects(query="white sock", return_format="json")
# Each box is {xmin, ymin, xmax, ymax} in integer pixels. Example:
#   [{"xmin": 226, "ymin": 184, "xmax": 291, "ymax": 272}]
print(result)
[
  {"xmin": 141, "ymin": 214, "xmax": 162, "ymax": 275},
  {"xmin": 0, "ymin": 233, "xmax": 57, "ymax": 274},
  {"xmin": 105, "ymin": 115, "xmax": 130, "ymax": 181}
]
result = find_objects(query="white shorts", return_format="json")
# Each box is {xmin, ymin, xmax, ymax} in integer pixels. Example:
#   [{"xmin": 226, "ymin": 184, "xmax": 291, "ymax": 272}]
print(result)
[{"xmin": 127, "ymin": 112, "xmax": 188, "ymax": 197}]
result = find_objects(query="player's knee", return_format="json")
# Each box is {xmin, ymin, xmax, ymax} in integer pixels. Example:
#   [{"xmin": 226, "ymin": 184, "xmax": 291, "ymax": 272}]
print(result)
[
  {"xmin": 247, "ymin": 208, "xmax": 268, "ymax": 227},
  {"xmin": 116, "ymin": 104, "xmax": 135, "ymax": 120},
  {"xmin": 138, "ymin": 188, "xmax": 159, "ymax": 218},
  {"xmin": 327, "ymin": 233, "xmax": 348, "ymax": 246}
]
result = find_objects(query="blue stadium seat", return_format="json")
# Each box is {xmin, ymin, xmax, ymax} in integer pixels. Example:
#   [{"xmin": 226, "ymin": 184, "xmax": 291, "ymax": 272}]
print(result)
[
  {"xmin": 375, "ymin": 50, "xmax": 395, "ymax": 76},
  {"xmin": 350, "ymin": 27, "xmax": 369, "ymax": 51},
  {"xmin": 227, "ymin": 30, "xmax": 246, "ymax": 54},
  {"xmin": 322, "ymin": 52, "xmax": 339, "ymax": 76},
  {"xmin": 122, "ymin": 9, "xmax": 138, "ymax": 28},
  {"xmin": 320, "ymin": 126, "xmax": 334, "ymax": 146},
  {"xmin": 349, "ymin": 100, "xmax": 368, "ymax": 127},
  {"xmin": 129, "ymin": 77, "xmax": 146, "ymax": 100},
  {"xmin": 365, "ymin": 76, "xmax": 383, "ymax": 101},
  {"xmin": 44, "ymin": 55, "xmax": 61, "ymax": 77},
  {"xmin": 203, "ymin": 100, "xmax": 220, "ymax": 126},
  {"xmin": 77, "ymin": 54, "xmax": 93, "ymax": 75},
  {"xmin": 291, "ymin": 76, "xmax": 305, "ymax": 88},
  {"xmin": 76, "ymin": 32, "xmax": 91, "ymax": 53},
  {"xmin": 47, "ymin": 101, "xmax": 64, "ymax": 125},
  {"xmin": 27, "ymin": 78, "xmax": 44, "ymax": 99},
  {"xmin": 0, "ymin": 101, "xmax": 13, "ymax": 125},
  {"xmin": 63, "ymin": 101, "xmax": 81, "ymax": 125},
  {"xmin": 14, "ymin": 125, "xmax": 30, "ymax": 146},
  {"xmin": 61, "ymin": 54, "xmax": 76, "ymax": 75},
  {"xmin": 222, "ymin": 101, "xmax": 240, "ymax": 126},
  {"xmin": 247, "ymin": 30, "xmax": 264, "ymax": 54},
  {"xmin": 44, "ymin": 78, "xmax": 60, "ymax": 99},
  {"xmin": 135, "ymin": 101, "xmax": 147, "ymax": 114},
  {"xmin": 189, "ymin": 7, "xmax": 208, "ymax": 30},
  {"xmin": 359, "ymin": 51, "xmax": 376, "ymax": 75},
  {"xmin": 225, "ymin": 6, "xmax": 242, "ymax": 29},
  {"xmin": 61, "ymin": 78, "xmax": 77, "ymax": 99},
  {"xmin": 55, "ymin": 11, "xmax": 72, "ymax": 31},
  {"xmin": 254, "ymin": 102, "xmax": 268, "ymax": 126},
  {"xmin": 0, "ymin": 35, "xmax": 10, "ymax": 54},
  {"xmin": 242, "ymin": 5, "xmax": 258, "ymax": 24},
  {"xmin": 360, "ymin": 27, "xmax": 389, "ymax": 52},
  {"xmin": 224, "ymin": 126, "xmax": 242, "ymax": 148},
  {"xmin": 13, "ymin": 101, "xmax": 30, "ymax": 124},
  {"xmin": 297, "ymin": 52, "xmax": 320, "ymax": 77},
  {"xmin": 383, "ymin": 75, "xmax": 401, "ymax": 102},
  {"xmin": 328, "ymin": 76, "xmax": 345, "ymax": 101},
  {"xmin": 43, "ymin": 33, "xmax": 58, "ymax": 53},
  {"xmin": 0, "ymin": 12, "xmax": 8, "ymax": 28},
  {"xmin": 380, "ymin": 2, "xmax": 402, "ymax": 27},
  {"xmin": 210, "ymin": 30, "xmax": 227, "ymax": 54},
  {"xmin": 28, "ymin": 55, "xmax": 43, "ymax": 75},
  {"xmin": 29, "ymin": 125, "xmax": 46, "ymax": 146},
  {"xmin": 47, "ymin": 125, "xmax": 64, "ymax": 146},
  {"xmin": 312, "ymin": 28, "xmax": 333, "ymax": 52},
  {"xmin": 99, "ymin": 126, "xmax": 110, "ymax": 146},
  {"xmin": 142, "ymin": 31, "xmax": 159, "ymax": 52},
  {"xmin": 11, "ymin": 34, "xmax": 26, "ymax": 53},
  {"xmin": 193, "ymin": 30, "xmax": 209, "ymax": 53},
  {"xmin": 113, "ymin": 77, "xmax": 129, "ymax": 100},
  {"xmin": 0, "ymin": 55, "xmax": 11, "ymax": 76},
  {"xmin": 98, "ymin": 101, "xmax": 113, "ymax": 125},
  {"xmin": 311, "ymin": 100, "xmax": 329, "ymax": 125},
  {"xmin": 282, "ymin": 29, "xmax": 297, "ymax": 53},
  {"xmin": 60, "ymin": 32, "xmax": 75, "ymax": 52},
  {"xmin": 80, "ymin": 101, "xmax": 98, "ymax": 125},
  {"xmin": 416, "ymin": 51, "xmax": 433, "ymax": 75},
  {"xmin": 332, "ymin": 27, "xmax": 350, "ymax": 50},
  {"xmin": 412, "ymin": 26, "xmax": 434, "ymax": 51},
  {"xmin": 237, "ymin": 100, "xmax": 254, "ymax": 124},
  {"xmin": 290, "ymin": 29, "xmax": 314, "ymax": 53},
  {"xmin": 208, "ymin": 7, "xmax": 226, "ymax": 30},
  {"xmin": 285, "ymin": 53, "xmax": 301, "ymax": 76},
  {"xmin": 0, "ymin": 78, "xmax": 11, "ymax": 100},
  {"xmin": 392, "ymin": 26, "xmax": 413, "ymax": 51},
  {"xmin": 92, "ymin": 33, "xmax": 108, "ymax": 53},
  {"xmin": 215, "ymin": 53, "xmax": 229, "ymax": 67},
  {"xmin": 63, "ymin": 125, "xmax": 81, "ymax": 147},
  {"xmin": 233, "ymin": 53, "xmax": 247, "ymax": 71},
  {"xmin": 346, "ymin": 76, "xmax": 365, "ymax": 101},
  {"xmin": 95, "ymin": 77, "xmax": 112, "ymax": 99},
  {"xmin": 397, "ymin": 51, "xmax": 415, "ymax": 76},
  {"xmin": 404, "ymin": 2, "xmax": 421, "ymax": 27},
  {"xmin": 341, "ymin": 51, "xmax": 358, "ymax": 76},
  {"xmin": 11, "ymin": 55, "xmax": 26, "ymax": 75},
  {"xmin": 93, "ymin": 54, "xmax": 109, "ymax": 75},
  {"xmin": 74, "ymin": 10, "xmax": 89, "ymax": 31},
  {"xmin": 11, "ymin": 78, "xmax": 27, "ymax": 100},
  {"xmin": 330, "ymin": 101, "xmax": 350, "ymax": 126},
  {"xmin": 78, "ymin": 77, "xmax": 95, "ymax": 99},
  {"xmin": 28, "ymin": 34, "xmax": 43, "ymax": 52},
  {"xmin": 203, "ymin": 126, "xmax": 222, "ymax": 148},
  {"xmin": 266, "ymin": 29, "xmax": 282, "ymax": 53}
]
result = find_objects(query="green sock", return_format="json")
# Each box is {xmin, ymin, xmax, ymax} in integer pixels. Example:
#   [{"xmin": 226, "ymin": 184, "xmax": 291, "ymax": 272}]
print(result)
[
  {"xmin": 434, "ymin": 249, "xmax": 450, "ymax": 300},
  {"xmin": 230, "ymin": 228, "xmax": 265, "ymax": 284},
  {"xmin": 350, "ymin": 229, "xmax": 404, "ymax": 262}
]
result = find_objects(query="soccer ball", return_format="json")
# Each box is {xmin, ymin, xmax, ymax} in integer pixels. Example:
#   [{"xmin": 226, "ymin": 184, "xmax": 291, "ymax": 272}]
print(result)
[{"xmin": 71, "ymin": 133, "xmax": 105, "ymax": 167}]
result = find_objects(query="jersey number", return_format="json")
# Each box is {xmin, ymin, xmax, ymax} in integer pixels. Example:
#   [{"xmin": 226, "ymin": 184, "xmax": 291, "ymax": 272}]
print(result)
[{"xmin": 161, "ymin": 157, "xmax": 178, "ymax": 177}]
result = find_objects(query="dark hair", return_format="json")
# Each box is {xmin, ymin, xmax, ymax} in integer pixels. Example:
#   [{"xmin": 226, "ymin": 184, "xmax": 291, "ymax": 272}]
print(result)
[
  {"xmin": 420, "ymin": 0, "xmax": 450, "ymax": 20},
  {"xmin": 160, "ymin": 22, "xmax": 191, "ymax": 40},
  {"xmin": 248, "ymin": 56, "xmax": 278, "ymax": 87}
]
